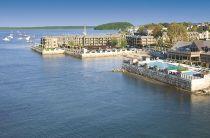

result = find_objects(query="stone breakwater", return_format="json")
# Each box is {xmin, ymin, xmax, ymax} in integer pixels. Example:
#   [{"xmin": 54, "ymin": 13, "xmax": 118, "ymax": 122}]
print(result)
[{"xmin": 122, "ymin": 63, "xmax": 210, "ymax": 92}]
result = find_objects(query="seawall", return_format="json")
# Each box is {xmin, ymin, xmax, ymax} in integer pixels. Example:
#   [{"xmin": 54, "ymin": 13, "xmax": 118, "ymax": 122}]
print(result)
[
  {"xmin": 122, "ymin": 63, "xmax": 210, "ymax": 92},
  {"xmin": 31, "ymin": 46, "xmax": 65, "ymax": 55},
  {"xmin": 65, "ymin": 49, "xmax": 144, "ymax": 59}
]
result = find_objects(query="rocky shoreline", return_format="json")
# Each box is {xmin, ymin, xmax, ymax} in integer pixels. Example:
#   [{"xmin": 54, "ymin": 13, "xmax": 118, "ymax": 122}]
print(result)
[{"xmin": 194, "ymin": 87, "xmax": 210, "ymax": 96}]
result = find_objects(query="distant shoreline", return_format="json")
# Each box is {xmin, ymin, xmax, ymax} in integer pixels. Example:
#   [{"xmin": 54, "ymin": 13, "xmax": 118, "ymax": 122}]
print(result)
[{"xmin": 0, "ymin": 26, "xmax": 95, "ymax": 30}]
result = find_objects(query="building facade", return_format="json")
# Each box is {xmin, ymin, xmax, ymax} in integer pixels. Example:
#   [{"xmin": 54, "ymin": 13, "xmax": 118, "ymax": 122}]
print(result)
[
  {"xmin": 41, "ymin": 37, "xmax": 59, "ymax": 49},
  {"xmin": 126, "ymin": 35, "xmax": 156, "ymax": 47},
  {"xmin": 201, "ymin": 53, "xmax": 210, "ymax": 68},
  {"xmin": 199, "ymin": 31, "xmax": 210, "ymax": 40},
  {"xmin": 41, "ymin": 34, "xmax": 121, "ymax": 49},
  {"xmin": 187, "ymin": 31, "xmax": 210, "ymax": 41},
  {"xmin": 187, "ymin": 32, "xmax": 199, "ymax": 41},
  {"xmin": 167, "ymin": 40, "xmax": 210, "ymax": 63},
  {"xmin": 127, "ymin": 26, "xmax": 139, "ymax": 35}
]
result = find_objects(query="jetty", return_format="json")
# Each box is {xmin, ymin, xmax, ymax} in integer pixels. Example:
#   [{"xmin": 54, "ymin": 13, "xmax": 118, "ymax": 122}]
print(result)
[{"xmin": 122, "ymin": 58, "xmax": 210, "ymax": 92}]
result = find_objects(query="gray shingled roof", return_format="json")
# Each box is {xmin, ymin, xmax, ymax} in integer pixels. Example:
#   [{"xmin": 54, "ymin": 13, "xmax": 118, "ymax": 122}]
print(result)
[
  {"xmin": 192, "ymin": 40, "xmax": 205, "ymax": 51},
  {"xmin": 172, "ymin": 40, "xmax": 210, "ymax": 52},
  {"xmin": 171, "ymin": 41, "xmax": 192, "ymax": 51}
]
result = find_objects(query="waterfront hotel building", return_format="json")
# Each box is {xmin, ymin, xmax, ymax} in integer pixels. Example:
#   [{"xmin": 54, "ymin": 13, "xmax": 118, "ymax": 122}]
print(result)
[
  {"xmin": 41, "ymin": 34, "xmax": 121, "ymax": 49},
  {"xmin": 167, "ymin": 40, "xmax": 210, "ymax": 67},
  {"xmin": 126, "ymin": 35, "xmax": 156, "ymax": 47}
]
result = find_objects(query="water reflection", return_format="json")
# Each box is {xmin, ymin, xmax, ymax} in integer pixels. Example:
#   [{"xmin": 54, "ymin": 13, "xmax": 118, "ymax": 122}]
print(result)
[
  {"xmin": 122, "ymin": 73, "xmax": 193, "ymax": 112},
  {"xmin": 191, "ymin": 95, "xmax": 210, "ymax": 105},
  {"xmin": 42, "ymin": 54, "xmax": 65, "ymax": 59}
]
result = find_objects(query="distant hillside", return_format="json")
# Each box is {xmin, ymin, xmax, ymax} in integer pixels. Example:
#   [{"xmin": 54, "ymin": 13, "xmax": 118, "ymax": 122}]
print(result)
[
  {"xmin": 94, "ymin": 22, "xmax": 133, "ymax": 30},
  {"xmin": 0, "ymin": 26, "xmax": 94, "ymax": 30}
]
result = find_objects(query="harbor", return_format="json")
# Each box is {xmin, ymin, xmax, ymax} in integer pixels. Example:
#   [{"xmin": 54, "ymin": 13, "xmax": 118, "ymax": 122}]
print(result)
[
  {"xmin": 30, "ymin": 28, "xmax": 210, "ymax": 93},
  {"xmin": 2, "ymin": 31, "xmax": 33, "ymax": 43},
  {"xmin": 2, "ymin": 42, "xmax": 210, "ymax": 137},
  {"xmin": 1, "ymin": 28, "xmax": 210, "ymax": 138},
  {"xmin": 2, "ymin": 0, "xmax": 210, "ymax": 137}
]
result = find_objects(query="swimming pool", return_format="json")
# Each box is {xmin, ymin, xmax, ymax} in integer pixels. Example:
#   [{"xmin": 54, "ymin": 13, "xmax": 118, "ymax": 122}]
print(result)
[
  {"xmin": 182, "ymin": 71, "xmax": 197, "ymax": 75},
  {"xmin": 146, "ymin": 61, "xmax": 199, "ymax": 76},
  {"xmin": 147, "ymin": 61, "xmax": 178, "ymax": 70}
]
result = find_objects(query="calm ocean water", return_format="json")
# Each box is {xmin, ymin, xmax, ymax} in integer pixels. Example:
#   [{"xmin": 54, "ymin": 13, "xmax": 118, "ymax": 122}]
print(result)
[{"xmin": 0, "ymin": 29, "xmax": 210, "ymax": 138}]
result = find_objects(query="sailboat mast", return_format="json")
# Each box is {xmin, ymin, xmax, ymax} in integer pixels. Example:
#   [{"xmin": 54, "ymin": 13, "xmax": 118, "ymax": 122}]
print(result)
[{"xmin": 83, "ymin": 26, "xmax": 87, "ymax": 36}]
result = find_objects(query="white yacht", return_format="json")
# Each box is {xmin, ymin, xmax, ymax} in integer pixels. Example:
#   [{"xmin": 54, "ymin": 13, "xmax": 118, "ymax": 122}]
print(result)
[
  {"xmin": 8, "ymin": 34, "xmax": 14, "ymax": 39},
  {"xmin": 2, "ymin": 37, "xmax": 11, "ymax": 42}
]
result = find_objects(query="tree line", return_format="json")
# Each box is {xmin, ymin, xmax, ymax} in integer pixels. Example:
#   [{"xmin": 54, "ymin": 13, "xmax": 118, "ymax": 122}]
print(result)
[
  {"xmin": 94, "ymin": 22, "xmax": 133, "ymax": 31},
  {"xmin": 136, "ymin": 22, "xmax": 210, "ymax": 47}
]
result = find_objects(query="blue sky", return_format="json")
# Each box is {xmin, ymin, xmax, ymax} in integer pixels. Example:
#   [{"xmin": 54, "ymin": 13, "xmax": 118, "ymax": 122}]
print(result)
[{"xmin": 0, "ymin": 0, "xmax": 210, "ymax": 27}]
